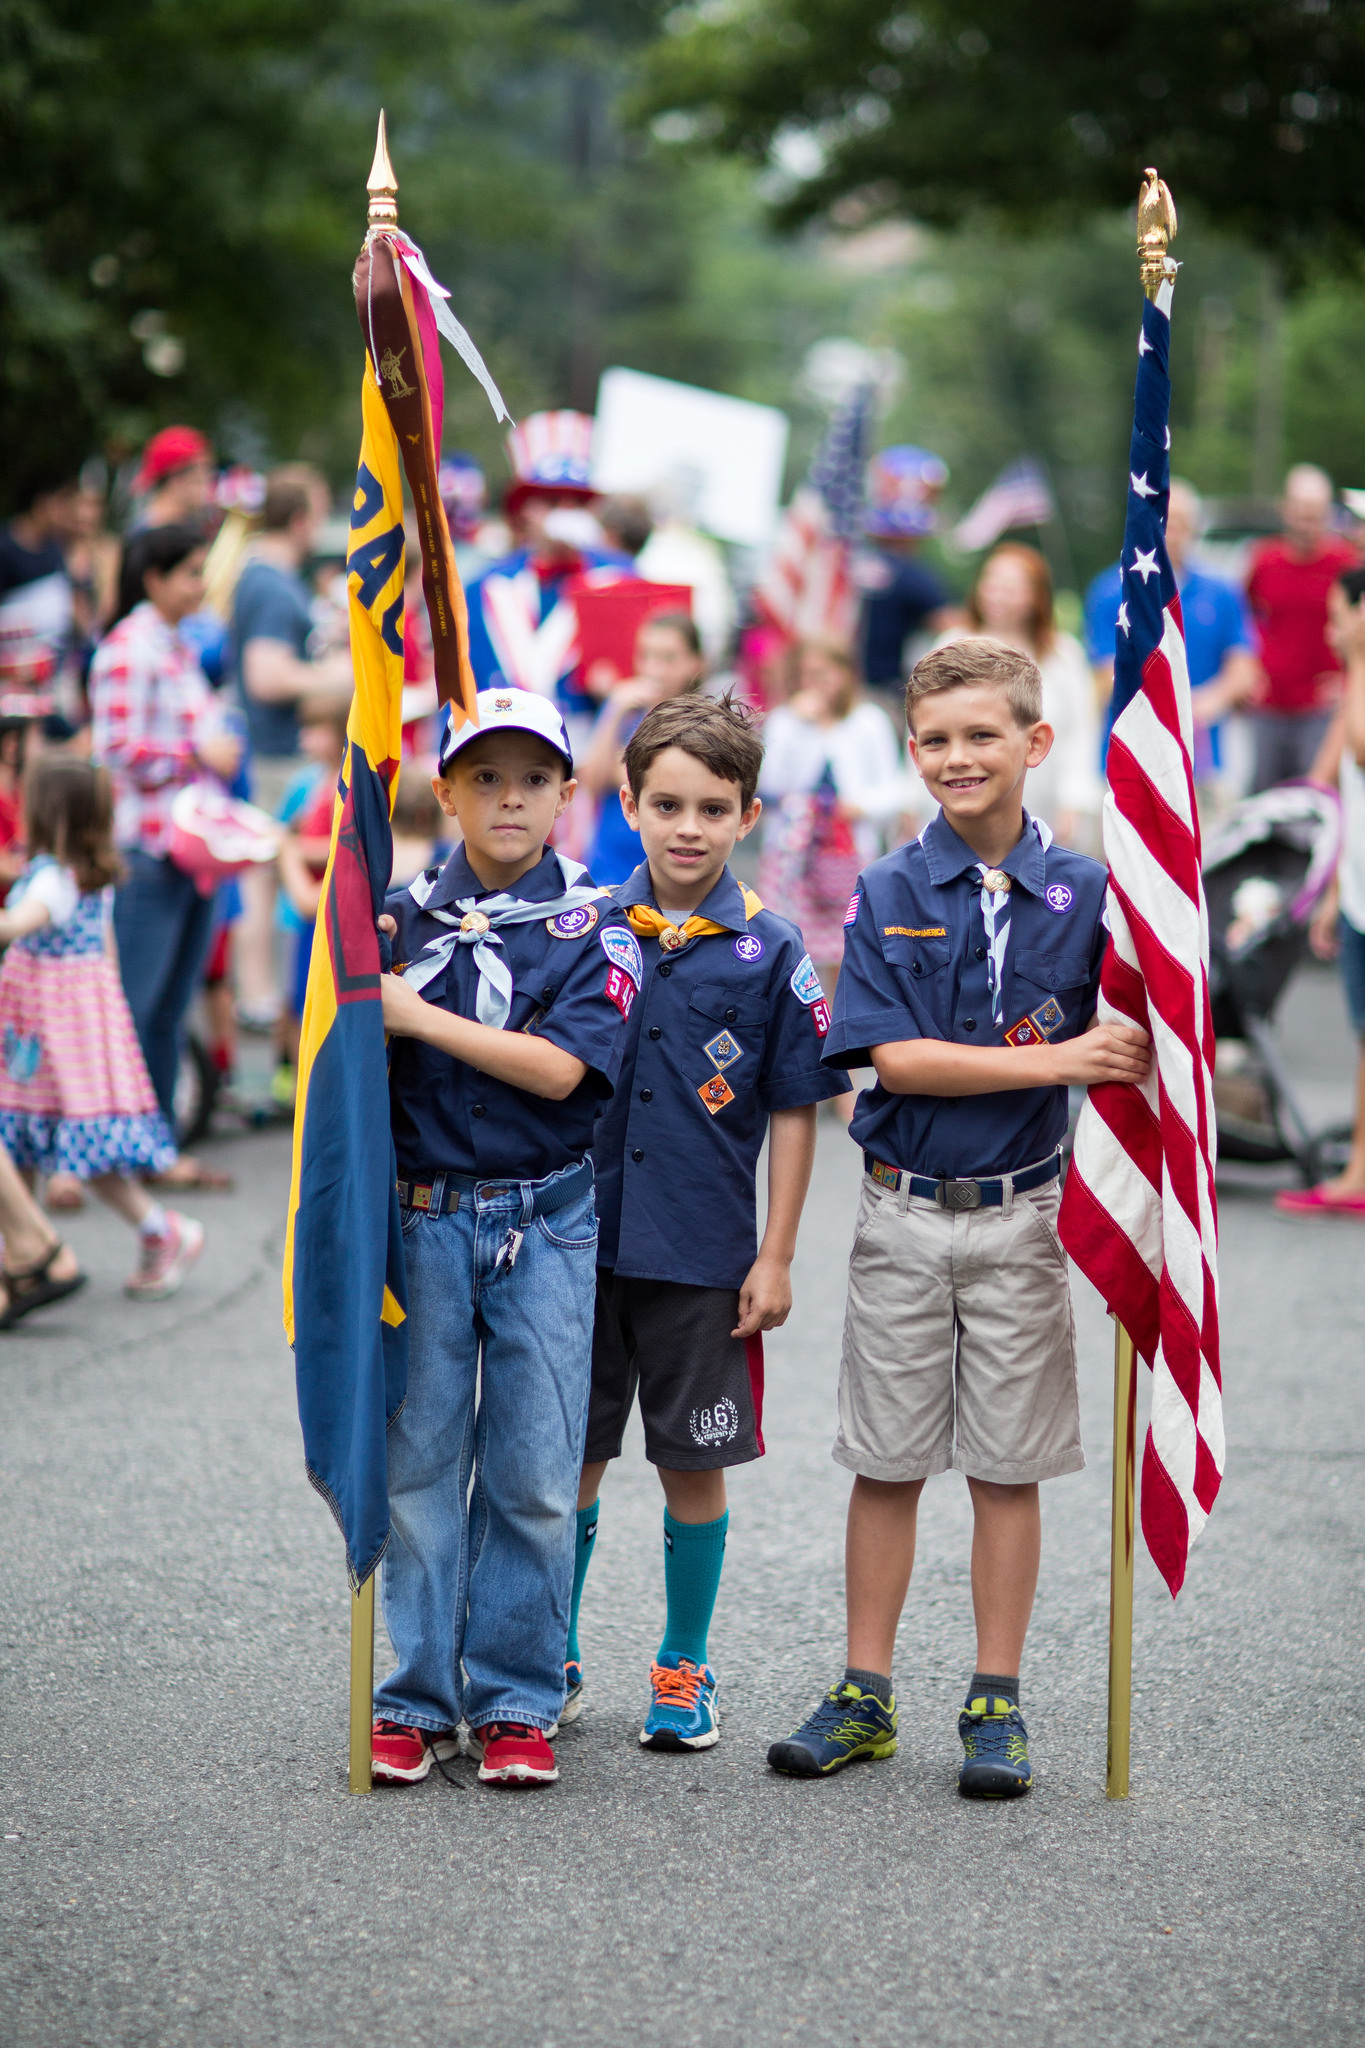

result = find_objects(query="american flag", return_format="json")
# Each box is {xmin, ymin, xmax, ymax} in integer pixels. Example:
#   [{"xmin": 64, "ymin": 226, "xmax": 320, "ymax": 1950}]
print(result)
[
  {"xmin": 757, "ymin": 382, "xmax": 874, "ymax": 641},
  {"xmin": 951, "ymin": 456, "xmax": 1056, "ymax": 554},
  {"xmin": 1057, "ymin": 276, "xmax": 1224, "ymax": 1598}
]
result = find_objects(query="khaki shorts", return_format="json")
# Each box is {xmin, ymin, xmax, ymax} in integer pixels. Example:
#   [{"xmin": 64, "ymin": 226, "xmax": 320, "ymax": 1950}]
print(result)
[{"xmin": 834, "ymin": 1172, "xmax": 1084, "ymax": 1485}]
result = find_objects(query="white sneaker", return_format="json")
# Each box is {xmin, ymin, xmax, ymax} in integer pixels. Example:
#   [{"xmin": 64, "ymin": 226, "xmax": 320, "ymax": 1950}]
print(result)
[{"xmin": 125, "ymin": 1211, "xmax": 205, "ymax": 1299}]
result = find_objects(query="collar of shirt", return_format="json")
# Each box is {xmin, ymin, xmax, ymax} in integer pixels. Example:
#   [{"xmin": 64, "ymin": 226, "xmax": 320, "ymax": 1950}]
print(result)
[
  {"xmin": 918, "ymin": 808, "xmax": 1051, "ymax": 898},
  {"xmin": 616, "ymin": 860, "xmax": 754, "ymax": 934},
  {"xmin": 419, "ymin": 843, "xmax": 570, "ymax": 915}
]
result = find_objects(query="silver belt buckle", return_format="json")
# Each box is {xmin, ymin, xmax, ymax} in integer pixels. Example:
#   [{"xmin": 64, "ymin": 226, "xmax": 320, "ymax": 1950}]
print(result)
[{"xmin": 937, "ymin": 1177, "xmax": 982, "ymax": 1211}]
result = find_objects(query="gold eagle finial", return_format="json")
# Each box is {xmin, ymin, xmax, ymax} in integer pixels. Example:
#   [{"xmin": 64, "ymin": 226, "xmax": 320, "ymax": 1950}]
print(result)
[{"xmin": 1137, "ymin": 167, "xmax": 1177, "ymax": 300}]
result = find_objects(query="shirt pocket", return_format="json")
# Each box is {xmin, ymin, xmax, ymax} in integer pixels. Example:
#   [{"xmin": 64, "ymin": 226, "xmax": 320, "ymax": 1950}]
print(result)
[
  {"xmin": 1011, "ymin": 944, "xmax": 1093, "ymax": 1032},
  {"xmin": 879, "ymin": 932, "xmax": 952, "ymax": 988},
  {"xmin": 687, "ymin": 981, "xmax": 770, "ymax": 1075}
]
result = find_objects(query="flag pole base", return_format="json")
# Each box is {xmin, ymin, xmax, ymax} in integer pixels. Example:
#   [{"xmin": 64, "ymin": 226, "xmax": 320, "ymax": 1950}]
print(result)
[
  {"xmin": 1107, "ymin": 1319, "xmax": 1138, "ymax": 1799},
  {"xmin": 349, "ymin": 1575, "xmax": 375, "ymax": 1794}
]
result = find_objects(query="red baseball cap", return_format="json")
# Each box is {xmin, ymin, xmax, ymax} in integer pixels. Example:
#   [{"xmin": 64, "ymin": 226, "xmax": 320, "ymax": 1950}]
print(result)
[{"xmin": 136, "ymin": 426, "xmax": 213, "ymax": 493}]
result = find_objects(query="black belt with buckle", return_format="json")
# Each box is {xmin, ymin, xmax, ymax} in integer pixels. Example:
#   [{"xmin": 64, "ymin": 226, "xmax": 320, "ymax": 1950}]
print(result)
[
  {"xmin": 865, "ymin": 1151, "xmax": 1061, "ymax": 1209},
  {"xmin": 396, "ymin": 1159, "xmax": 593, "ymax": 1221}
]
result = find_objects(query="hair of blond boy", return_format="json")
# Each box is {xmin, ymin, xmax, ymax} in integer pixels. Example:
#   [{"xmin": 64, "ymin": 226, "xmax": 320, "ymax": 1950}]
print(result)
[
  {"xmin": 624, "ymin": 691, "xmax": 763, "ymax": 807},
  {"xmin": 905, "ymin": 637, "xmax": 1043, "ymax": 730}
]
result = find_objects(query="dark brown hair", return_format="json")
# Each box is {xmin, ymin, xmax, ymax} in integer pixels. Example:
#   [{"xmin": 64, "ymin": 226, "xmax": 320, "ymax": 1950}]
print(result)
[
  {"xmin": 906, "ymin": 637, "xmax": 1043, "ymax": 730},
  {"xmin": 262, "ymin": 463, "xmax": 326, "ymax": 534},
  {"xmin": 24, "ymin": 757, "xmax": 123, "ymax": 891},
  {"xmin": 967, "ymin": 541, "xmax": 1056, "ymax": 655},
  {"xmin": 624, "ymin": 692, "xmax": 763, "ymax": 808}
]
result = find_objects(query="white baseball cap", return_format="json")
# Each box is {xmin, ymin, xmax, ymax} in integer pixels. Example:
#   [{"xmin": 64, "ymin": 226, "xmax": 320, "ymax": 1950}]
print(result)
[{"xmin": 438, "ymin": 688, "xmax": 574, "ymax": 775}]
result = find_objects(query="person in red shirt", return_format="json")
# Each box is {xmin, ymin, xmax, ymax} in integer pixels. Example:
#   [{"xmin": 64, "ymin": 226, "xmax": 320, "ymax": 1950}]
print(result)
[{"xmin": 1245, "ymin": 464, "xmax": 1359, "ymax": 790}]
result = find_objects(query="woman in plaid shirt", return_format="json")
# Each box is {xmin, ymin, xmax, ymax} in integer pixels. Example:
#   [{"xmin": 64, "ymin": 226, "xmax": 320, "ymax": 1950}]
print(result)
[{"xmin": 90, "ymin": 524, "xmax": 242, "ymax": 1133}]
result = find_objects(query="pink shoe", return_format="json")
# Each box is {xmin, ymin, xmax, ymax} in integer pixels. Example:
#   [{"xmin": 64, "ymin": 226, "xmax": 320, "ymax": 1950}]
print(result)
[
  {"xmin": 125, "ymin": 1210, "xmax": 205, "ymax": 1298},
  {"xmin": 1274, "ymin": 1183, "xmax": 1365, "ymax": 1217}
]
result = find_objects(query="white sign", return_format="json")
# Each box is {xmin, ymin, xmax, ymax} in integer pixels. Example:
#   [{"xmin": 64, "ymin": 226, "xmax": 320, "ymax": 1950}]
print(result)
[{"xmin": 592, "ymin": 367, "xmax": 789, "ymax": 549}]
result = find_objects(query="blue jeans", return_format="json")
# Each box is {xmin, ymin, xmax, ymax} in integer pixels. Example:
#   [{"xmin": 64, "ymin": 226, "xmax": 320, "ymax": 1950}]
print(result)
[
  {"xmin": 113, "ymin": 850, "xmax": 216, "ymax": 1123},
  {"xmin": 374, "ymin": 1162, "xmax": 598, "ymax": 1734}
]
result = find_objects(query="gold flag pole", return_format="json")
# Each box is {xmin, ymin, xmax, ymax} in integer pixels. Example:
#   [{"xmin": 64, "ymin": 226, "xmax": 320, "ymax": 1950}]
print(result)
[
  {"xmin": 1107, "ymin": 1320, "xmax": 1138, "ymax": 1798},
  {"xmin": 345, "ymin": 111, "xmax": 400, "ymax": 1798},
  {"xmin": 1106, "ymin": 169, "xmax": 1176, "ymax": 1802}
]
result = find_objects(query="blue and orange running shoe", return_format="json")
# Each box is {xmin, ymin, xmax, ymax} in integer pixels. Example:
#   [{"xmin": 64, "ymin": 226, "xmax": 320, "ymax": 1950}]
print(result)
[
  {"xmin": 767, "ymin": 1681, "xmax": 897, "ymax": 1777},
  {"xmin": 639, "ymin": 1653, "xmax": 719, "ymax": 1750},
  {"xmin": 560, "ymin": 1660, "xmax": 585, "ymax": 1726},
  {"xmin": 958, "ymin": 1694, "xmax": 1033, "ymax": 1797}
]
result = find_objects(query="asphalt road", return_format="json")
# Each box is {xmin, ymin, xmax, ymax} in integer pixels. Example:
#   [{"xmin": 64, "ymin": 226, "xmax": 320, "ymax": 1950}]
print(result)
[{"xmin": 2, "ymin": 965, "xmax": 1362, "ymax": 2048}]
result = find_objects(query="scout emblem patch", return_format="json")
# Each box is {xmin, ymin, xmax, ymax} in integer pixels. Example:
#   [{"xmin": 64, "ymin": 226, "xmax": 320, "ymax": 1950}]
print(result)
[
  {"xmin": 546, "ymin": 903, "xmax": 598, "ymax": 939},
  {"xmin": 703, "ymin": 1028, "xmax": 743, "ymax": 1072},
  {"xmin": 599, "ymin": 925, "xmax": 643, "ymax": 987},
  {"xmin": 698, "ymin": 1073, "xmax": 735, "ymax": 1115},
  {"xmin": 732, "ymin": 933, "xmax": 764, "ymax": 963},
  {"xmin": 1045, "ymin": 882, "xmax": 1074, "ymax": 913},
  {"xmin": 1004, "ymin": 993, "xmax": 1065, "ymax": 1047},
  {"xmin": 789, "ymin": 952, "xmax": 824, "ymax": 1007}
]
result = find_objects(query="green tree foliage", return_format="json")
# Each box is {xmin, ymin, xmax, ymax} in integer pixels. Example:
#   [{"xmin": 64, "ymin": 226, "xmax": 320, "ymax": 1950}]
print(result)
[{"xmin": 640, "ymin": 0, "xmax": 1365, "ymax": 261}]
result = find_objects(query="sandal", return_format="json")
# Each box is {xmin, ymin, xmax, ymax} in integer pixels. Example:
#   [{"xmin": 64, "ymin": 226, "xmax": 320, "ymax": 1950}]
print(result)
[
  {"xmin": 144, "ymin": 1157, "xmax": 234, "ymax": 1192},
  {"xmin": 0, "ymin": 1241, "xmax": 87, "ymax": 1329}
]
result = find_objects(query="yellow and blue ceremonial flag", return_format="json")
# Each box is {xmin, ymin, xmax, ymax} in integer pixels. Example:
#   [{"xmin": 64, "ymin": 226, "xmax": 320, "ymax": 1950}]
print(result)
[{"xmin": 283, "ymin": 357, "xmax": 410, "ymax": 1590}]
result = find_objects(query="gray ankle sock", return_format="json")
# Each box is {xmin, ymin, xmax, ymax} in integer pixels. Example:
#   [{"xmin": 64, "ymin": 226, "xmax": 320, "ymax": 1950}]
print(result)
[
  {"xmin": 969, "ymin": 1670, "xmax": 1019, "ymax": 1705},
  {"xmin": 844, "ymin": 1665, "xmax": 892, "ymax": 1707}
]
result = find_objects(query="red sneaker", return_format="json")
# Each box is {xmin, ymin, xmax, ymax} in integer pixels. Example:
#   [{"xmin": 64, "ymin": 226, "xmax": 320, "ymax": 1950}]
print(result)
[
  {"xmin": 125, "ymin": 1210, "xmax": 204, "ymax": 1299},
  {"xmin": 369, "ymin": 1719, "xmax": 458, "ymax": 1784},
  {"xmin": 472, "ymin": 1722, "xmax": 559, "ymax": 1785}
]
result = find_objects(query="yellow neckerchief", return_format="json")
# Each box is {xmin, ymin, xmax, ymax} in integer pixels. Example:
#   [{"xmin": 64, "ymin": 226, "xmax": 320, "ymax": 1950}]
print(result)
[{"xmin": 625, "ymin": 889, "xmax": 763, "ymax": 953}]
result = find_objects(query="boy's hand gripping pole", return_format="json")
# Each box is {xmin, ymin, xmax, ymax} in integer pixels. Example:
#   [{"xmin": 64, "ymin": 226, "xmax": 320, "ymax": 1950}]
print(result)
[
  {"xmin": 350, "ymin": 1575, "xmax": 375, "ymax": 1793},
  {"xmin": 1107, "ymin": 1320, "xmax": 1137, "ymax": 1798}
]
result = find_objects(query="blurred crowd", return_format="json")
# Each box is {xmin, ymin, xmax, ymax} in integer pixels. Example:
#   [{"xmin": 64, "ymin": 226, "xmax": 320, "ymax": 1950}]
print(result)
[{"xmin": 1, "ymin": 406, "xmax": 1364, "ymax": 1324}]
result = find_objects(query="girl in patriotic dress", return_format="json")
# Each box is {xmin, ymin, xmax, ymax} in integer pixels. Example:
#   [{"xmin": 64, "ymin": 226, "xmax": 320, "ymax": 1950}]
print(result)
[{"xmin": 0, "ymin": 758, "xmax": 204, "ymax": 1298}]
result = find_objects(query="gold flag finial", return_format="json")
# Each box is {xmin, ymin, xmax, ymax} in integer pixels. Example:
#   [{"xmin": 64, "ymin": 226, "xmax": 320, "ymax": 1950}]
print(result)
[
  {"xmin": 1136, "ymin": 166, "xmax": 1176, "ymax": 300},
  {"xmin": 367, "ymin": 110, "xmax": 399, "ymax": 230}
]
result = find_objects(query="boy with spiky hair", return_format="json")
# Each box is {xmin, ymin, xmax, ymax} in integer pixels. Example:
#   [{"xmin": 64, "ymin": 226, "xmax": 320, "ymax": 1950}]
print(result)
[
  {"xmin": 568, "ymin": 694, "xmax": 849, "ymax": 1749},
  {"xmin": 770, "ymin": 638, "xmax": 1149, "ymax": 1796}
]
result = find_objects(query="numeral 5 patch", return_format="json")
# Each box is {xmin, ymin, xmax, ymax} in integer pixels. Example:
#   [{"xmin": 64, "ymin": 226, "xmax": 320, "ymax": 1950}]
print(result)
[{"xmin": 605, "ymin": 965, "xmax": 636, "ymax": 1019}]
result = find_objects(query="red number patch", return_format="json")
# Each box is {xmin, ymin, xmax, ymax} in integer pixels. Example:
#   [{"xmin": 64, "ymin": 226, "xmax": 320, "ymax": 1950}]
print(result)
[
  {"xmin": 605, "ymin": 965, "xmax": 636, "ymax": 1019},
  {"xmin": 811, "ymin": 998, "xmax": 831, "ymax": 1038}
]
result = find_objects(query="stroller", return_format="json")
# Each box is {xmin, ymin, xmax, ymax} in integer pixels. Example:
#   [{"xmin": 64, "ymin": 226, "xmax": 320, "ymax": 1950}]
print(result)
[{"xmin": 1202, "ymin": 782, "xmax": 1350, "ymax": 1184}]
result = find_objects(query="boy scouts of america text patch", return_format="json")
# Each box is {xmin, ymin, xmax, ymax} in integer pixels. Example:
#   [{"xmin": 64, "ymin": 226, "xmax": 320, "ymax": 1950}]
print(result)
[
  {"xmin": 698, "ymin": 1073, "xmax": 735, "ymax": 1114},
  {"xmin": 1004, "ymin": 994, "xmax": 1065, "ymax": 1047},
  {"xmin": 599, "ymin": 925, "xmax": 643, "ymax": 987},
  {"xmin": 546, "ymin": 903, "xmax": 598, "ymax": 938},
  {"xmin": 789, "ymin": 953, "xmax": 824, "ymax": 1006}
]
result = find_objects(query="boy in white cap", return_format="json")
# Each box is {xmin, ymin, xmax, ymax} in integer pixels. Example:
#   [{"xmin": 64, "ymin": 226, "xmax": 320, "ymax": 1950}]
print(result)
[{"xmin": 370, "ymin": 686, "xmax": 637, "ymax": 1788}]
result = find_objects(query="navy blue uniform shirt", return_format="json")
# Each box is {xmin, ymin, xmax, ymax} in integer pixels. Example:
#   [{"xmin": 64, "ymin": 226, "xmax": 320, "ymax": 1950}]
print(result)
[
  {"xmin": 595, "ymin": 862, "xmax": 850, "ymax": 1290},
  {"xmin": 823, "ymin": 811, "xmax": 1107, "ymax": 1177},
  {"xmin": 385, "ymin": 845, "xmax": 632, "ymax": 1182}
]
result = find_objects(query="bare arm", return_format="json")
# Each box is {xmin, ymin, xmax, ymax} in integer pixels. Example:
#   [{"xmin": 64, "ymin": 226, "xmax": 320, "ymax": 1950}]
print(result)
[
  {"xmin": 380, "ymin": 972, "xmax": 588, "ymax": 1100},
  {"xmin": 242, "ymin": 638, "xmax": 351, "ymax": 707},
  {"xmin": 0, "ymin": 897, "xmax": 50, "ymax": 945},
  {"xmin": 871, "ymin": 1019, "xmax": 1151, "ymax": 1097},
  {"xmin": 734, "ymin": 1102, "xmax": 818, "ymax": 1338}
]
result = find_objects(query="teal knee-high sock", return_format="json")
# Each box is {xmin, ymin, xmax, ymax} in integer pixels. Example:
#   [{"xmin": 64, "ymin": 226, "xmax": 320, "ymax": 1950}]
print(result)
[
  {"xmin": 566, "ymin": 1500, "xmax": 598, "ymax": 1666},
  {"xmin": 659, "ymin": 1508, "xmax": 729, "ymax": 1669}
]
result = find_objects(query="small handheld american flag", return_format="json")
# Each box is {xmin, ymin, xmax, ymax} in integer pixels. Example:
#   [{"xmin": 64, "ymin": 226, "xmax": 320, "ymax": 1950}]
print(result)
[
  {"xmin": 1058, "ymin": 266, "xmax": 1224, "ymax": 1599},
  {"xmin": 757, "ymin": 382, "xmax": 875, "ymax": 642}
]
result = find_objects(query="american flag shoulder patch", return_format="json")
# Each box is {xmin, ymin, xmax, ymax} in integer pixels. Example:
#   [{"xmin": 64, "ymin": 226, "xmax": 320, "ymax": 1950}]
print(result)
[{"xmin": 844, "ymin": 892, "xmax": 861, "ymax": 927}]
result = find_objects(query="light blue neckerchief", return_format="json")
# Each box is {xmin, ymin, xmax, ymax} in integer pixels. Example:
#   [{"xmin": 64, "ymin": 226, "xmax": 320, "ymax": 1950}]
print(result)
[
  {"xmin": 915, "ymin": 810, "xmax": 1053, "ymax": 1029},
  {"xmin": 401, "ymin": 852, "xmax": 609, "ymax": 1029}
]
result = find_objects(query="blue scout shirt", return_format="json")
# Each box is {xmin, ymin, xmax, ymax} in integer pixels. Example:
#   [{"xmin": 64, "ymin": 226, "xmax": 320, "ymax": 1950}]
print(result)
[
  {"xmin": 823, "ymin": 811, "xmax": 1107, "ymax": 1178},
  {"xmin": 594, "ymin": 862, "xmax": 850, "ymax": 1290},
  {"xmin": 385, "ymin": 845, "xmax": 633, "ymax": 1182}
]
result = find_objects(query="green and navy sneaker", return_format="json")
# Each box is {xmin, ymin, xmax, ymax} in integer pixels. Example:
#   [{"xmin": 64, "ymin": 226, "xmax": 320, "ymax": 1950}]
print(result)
[
  {"xmin": 560, "ymin": 1660, "xmax": 585, "ymax": 1726},
  {"xmin": 958, "ymin": 1694, "xmax": 1033, "ymax": 1797},
  {"xmin": 767, "ymin": 1681, "xmax": 898, "ymax": 1777},
  {"xmin": 640, "ymin": 1653, "xmax": 719, "ymax": 1750}
]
